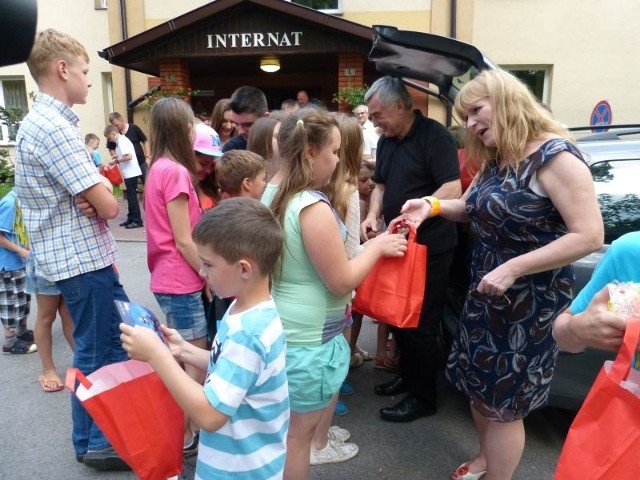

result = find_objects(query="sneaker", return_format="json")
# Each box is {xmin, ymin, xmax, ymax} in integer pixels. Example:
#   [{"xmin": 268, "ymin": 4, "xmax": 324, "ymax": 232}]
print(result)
[
  {"xmin": 334, "ymin": 400, "xmax": 349, "ymax": 416},
  {"xmin": 17, "ymin": 329, "xmax": 34, "ymax": 343},
  {"xmin": 328, "ymin": 425, "xmax": 350, "ymax": 443},
  {"xmin": 119, "ymin": 220, "xmax": 132, "ymax": 227},
  {"xmin": 83, "ymin": 446, "xmax": 131, "ymax": 471},
  {"xmin": 183, "ymin": 432, "xmax": 199, "ymax": 457},
  {"xmin": 310, "ymin": 439, "xmax": 358, "ymax": 465},
  {"xmin": 3, "ymin": 338, "xmax": 37, "ymax": 354},
  {"xmin": 339, "ymin": 381, "xmax": 353, "ymax": 396},
  {"xmin": 125, "ymin": 221, "xmax": 144, "ymax": 229},
  {"xmin": 349, "ymin": 352, "xmax": 363, "ymax": 369}
]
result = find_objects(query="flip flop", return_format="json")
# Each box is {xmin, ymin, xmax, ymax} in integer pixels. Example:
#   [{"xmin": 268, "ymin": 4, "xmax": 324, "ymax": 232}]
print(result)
[{"xmin": 39, "ymin": 376, "xmax": 64, "ymax": 393}]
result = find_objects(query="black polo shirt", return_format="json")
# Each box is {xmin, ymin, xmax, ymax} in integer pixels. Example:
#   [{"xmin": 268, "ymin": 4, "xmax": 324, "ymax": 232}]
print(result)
[{"xmin": 374, "ymin": 110, "xmax": 459, "ymax": 254}]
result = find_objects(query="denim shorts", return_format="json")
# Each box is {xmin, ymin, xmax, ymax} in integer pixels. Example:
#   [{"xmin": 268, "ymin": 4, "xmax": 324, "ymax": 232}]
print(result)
[
  {"xmin": 25, "ymin": 255, "xmax": 60, "ymax": 296},
  {"xmin": 286, "ymin": 334, "xmax": 350, "ymax": 413},
  {"xmin": 154, "ymin": 291, "xmax": 207, "ymax": 341}
]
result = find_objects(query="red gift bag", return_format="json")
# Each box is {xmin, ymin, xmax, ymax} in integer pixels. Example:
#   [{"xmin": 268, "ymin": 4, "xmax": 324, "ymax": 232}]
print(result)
[
  {"xmin": 555, "ymin": 317, "xmax": 640, "ymax": 479},
  {"xmin": 352, "ymin": 224, "xmax": 427, "ymax": 328},
  {"xmin": 102, "ymin": 163, "xmax": 123, "ymax": 185},
  {"xmin": 66, "ymin": 360, "xmax": 184, "ymax": 480}
]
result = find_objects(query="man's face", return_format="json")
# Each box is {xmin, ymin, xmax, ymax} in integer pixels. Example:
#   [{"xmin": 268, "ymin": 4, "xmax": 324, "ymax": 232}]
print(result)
[
  {"xmin": 367, "ymin": 94, "xmax": 405, "ymax": 138},
  {"xmin": 231, "ymin": 112, "xmax": 259, "ymax": 139},
  {"xmin": 297, "ymin": 91, "xmax": 309, "ymax": 107},
  {"xmin": 110, "ymin": 117, "xmax": 126, "ymax": 132},
  {"xmin": 65, "ymin": 56, "xmax": 91, "ymax": 106},
  {"xmin": 353, "ymin": 107, "xmax": 368, "ymax": 126}
]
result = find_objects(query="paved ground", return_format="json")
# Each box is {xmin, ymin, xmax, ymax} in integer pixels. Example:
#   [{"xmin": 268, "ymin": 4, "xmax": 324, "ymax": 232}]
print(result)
[{"xmin": 0, "ymin": 196, "xmax": 573, "ymax": 479}]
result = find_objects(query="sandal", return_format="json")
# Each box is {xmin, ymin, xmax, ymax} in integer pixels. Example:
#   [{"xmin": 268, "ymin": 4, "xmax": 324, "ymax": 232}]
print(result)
[
  {"xmin": 452, "ymin": 462, "xmax": 486, "ymax": 480},
  {"xmin": 39, "ymin": 375, "xmax": 64, "ymax": 393},
  {"xmin": 2, "ymin": 338, "xmax": 37, "ymax": 355},
  {"xmin": 355, "ymin": 347, "xmax": 372, "ymax": 361}
]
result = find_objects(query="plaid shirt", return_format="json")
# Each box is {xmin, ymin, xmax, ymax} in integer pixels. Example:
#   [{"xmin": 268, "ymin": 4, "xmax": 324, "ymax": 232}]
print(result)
[{"xmin": 14, "ymin": 93, "xmax": 117, "ymax": 282}]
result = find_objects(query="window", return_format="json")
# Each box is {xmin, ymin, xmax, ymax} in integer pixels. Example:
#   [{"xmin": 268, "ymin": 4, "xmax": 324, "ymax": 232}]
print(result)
[
  {"xmin": 0, "ymin": 78, "xmax": 28, "ymax": 144},
  {"xmin": 287, "ymin": 0, "xmax": 343, "ymax": 14},
  {"xmin": 590, "ymin": 158, "xmax": 640, "ymax": 244},
  {"xmin": 503, "ymin": 66, "xmax": 550, "ymax": 105}
]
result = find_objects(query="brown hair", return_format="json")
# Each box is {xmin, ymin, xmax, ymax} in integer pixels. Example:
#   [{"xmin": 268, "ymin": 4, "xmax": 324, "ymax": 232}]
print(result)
[
  {"xmin": 27, "ymin": 29, "xmax": 89, "ymax": 83},
  {"xmin": 247, "ymin": 117, "xmax": 279, "ymax": 161},
  {"xmin": 210, "ymin": 98, "xmax": 237, "ymax": 141},
  {"xmin": 268, "ymin": 108, "xmax": 339, "ymax": 227},
  {"xmin": 215, "ymin": 150, "xmax": 267, "ymax": 196},
  {"xmin": 84, "ymin": 133, "xmax": 99, "ymax": 145},
  {"xmin": 103, "ymin": 124, "xmax": 118, "ymax": 137},
  {"xmin": 322, "ymin": 113, "xmax": 362, "ymax": 221},
  {"xmin": 148, "ymin": 97, "xmax": 197, "ymax": 182},
  {"xmin": 193, "ymin": 197, "xmax": 283, "ymax": 276}
]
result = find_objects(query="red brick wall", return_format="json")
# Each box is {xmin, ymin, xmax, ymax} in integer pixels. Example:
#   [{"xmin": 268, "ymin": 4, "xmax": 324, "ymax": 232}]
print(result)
[
  {"xmin": 159, "ymin": 59, "xmax": 191, "ymax": 99},
  {"xmin": 337, "ymin": 54, "xmax": 364, "ymax": 112}
]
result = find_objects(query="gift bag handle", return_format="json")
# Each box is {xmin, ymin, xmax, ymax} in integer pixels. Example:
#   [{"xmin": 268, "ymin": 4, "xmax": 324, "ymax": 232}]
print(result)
[
  {"xmin": 390, "ymin": 222, "xmax": 417, "ymax": 242},
  {"xmin": 610, "ymin": 317, "xmax": 640, "ymax": 384},
  {"xmin": 65, "ymin": 367, "xmax": 94, "ymax": 392}
]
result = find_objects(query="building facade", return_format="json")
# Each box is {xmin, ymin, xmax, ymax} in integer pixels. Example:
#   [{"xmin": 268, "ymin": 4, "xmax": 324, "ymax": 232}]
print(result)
[{"xmin": 1, "ymin": 0, "xmax": 639, "ymax": 157}]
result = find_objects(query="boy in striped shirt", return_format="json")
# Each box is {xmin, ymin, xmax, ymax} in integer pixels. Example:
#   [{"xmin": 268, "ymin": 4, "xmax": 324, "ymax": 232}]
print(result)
[{"xmin": 120, "ymin": 197, "xmax": 289, "ymax": 479}]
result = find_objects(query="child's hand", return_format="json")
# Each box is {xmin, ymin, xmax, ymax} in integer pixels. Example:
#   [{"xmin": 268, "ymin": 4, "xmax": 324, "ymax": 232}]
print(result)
[
  {"xmin": 119, "ymin": 323, "xmax": 166, "ymax": 362},
  {"xmin": 161, "ymin": 324, "xmax": 187, "ymax": 360},
  {"xmin": 371, "ymin": 231, "xmax": 407, "ymax": 258}
]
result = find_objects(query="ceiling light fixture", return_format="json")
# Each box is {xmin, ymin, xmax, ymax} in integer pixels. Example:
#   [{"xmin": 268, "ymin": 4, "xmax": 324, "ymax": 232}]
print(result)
[{"xmin": 260, "ymin": 56, "xmax": 280, "ymax": 73}]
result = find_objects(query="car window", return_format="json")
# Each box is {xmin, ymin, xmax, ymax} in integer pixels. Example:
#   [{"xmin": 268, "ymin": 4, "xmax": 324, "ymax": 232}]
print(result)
[{"xmin": 590, "ymin": 158, "xmax": 640, "ymax": 244}]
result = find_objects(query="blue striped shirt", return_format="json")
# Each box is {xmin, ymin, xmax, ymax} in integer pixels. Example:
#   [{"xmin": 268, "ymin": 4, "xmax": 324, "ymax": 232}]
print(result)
[
  {"xmin": 198, "ymin": 299, "xmax": 289, "ymax": 480},
  {"xmin": 14, "ymin": 93, "xmax": 117, "ymax": 281}
]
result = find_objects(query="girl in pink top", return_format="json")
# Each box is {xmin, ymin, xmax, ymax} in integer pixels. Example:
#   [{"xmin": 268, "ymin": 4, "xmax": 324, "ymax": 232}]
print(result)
[{"xmin": 144, "ymin": 97, "xmax": 206, "ymax": 452}]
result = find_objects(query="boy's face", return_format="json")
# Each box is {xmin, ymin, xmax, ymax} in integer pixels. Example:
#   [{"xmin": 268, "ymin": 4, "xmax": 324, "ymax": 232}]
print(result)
[
  {"xmin": 64, "ymin": 56, "xmax": 91, "ymax": 106},
  {"xmin": 244, "ymin": 169, "xmax": 267, "ymax": 200},
  {"xmin": 106, "ymin": 131, "xmax": 118, "ymax": 143},
  {"xmin": 197, "ymin": 244, "xmax": 242, "ymax": 299},
  {"xmin": 88, "ymin": 138, "xmax": 99, "ymax": 150}
]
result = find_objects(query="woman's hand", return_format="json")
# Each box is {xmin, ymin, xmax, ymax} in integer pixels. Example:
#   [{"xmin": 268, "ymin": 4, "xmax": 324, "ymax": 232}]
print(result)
[
  {"xmin": 400, "ymin": 198, "xmax": 431, "ymax": 226},
  {"xmin": 477, "ymin": 262, "xmax": 518, "ymax": 296}
]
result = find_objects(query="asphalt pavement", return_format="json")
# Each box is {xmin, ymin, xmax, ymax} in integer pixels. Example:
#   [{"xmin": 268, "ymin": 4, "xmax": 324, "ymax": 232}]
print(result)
[{"xmin": 0, "ymin": 197, "xmax": 573, "ymax": 479}]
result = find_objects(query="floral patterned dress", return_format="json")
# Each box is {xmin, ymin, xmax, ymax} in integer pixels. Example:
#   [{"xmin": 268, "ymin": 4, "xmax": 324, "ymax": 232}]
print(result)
[{"xmin": 445, "ymin": 138, "xmax": 583, "ymax": 421}]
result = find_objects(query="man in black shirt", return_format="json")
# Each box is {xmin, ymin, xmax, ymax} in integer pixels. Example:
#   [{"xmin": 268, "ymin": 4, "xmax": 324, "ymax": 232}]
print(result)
[
  {"xmin": 222, "ymin": 86, "xmax": 269, "ymax": 153},
  {"xmin": 361, "ymin": 76, "xmax": 461, "ymax": 422},
  {"xmin": 107, "ymin": 112, "xmax": 150, "ymax": 185}
]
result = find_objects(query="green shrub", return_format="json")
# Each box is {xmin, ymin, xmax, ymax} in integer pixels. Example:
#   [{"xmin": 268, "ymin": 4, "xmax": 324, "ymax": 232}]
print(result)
[{"xmin": 0, "ymin": 148, "xmax": 15, "ymax": 185}]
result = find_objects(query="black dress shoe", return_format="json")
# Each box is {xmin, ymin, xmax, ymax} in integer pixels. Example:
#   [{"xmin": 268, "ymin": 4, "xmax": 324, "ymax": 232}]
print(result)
[
  {"xmin": 119, "ymin": 220, "xmax": 132, "ymax": 227},
  {"xmin": 82, "ymin": 446, "xmax": 131, "ymax": 471},
  {"xmin": 125, "ymin": 221, "xmax": 144, "ymax": 229},
  {"xmin": 374, "ymin": 376, "xmax": 408, "ymax": 396},
  {"xmin": 380, "ymin": 395, "xmax": 436, "ymax": 423}
]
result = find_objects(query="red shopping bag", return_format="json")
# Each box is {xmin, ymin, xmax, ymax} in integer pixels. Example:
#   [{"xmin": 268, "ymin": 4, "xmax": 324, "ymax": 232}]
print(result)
[
  {"xmin": 352, "ymin": 224, "xmax": 426, "ymax": 328},
  {"xmin": 66, "ymin": 360, "xmax": 184, "ymax": 480},
  {"xmin": 102, "ymin": 163, "xmax": 123, "ymax": 185},
  {"xmin": 555, "ymin": 317, "xmax": 640, "ymax": 479}
]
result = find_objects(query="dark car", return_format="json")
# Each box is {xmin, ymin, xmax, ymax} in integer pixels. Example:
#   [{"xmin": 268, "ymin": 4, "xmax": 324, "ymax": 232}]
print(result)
[{"xmin": 368, "ymin": 25, "xmax": 640, "ymax": 410}]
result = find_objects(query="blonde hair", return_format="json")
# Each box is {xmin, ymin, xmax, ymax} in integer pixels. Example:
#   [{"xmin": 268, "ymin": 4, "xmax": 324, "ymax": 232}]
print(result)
[
  {"xmin": 322, "ymin": 113, "xmax": 362, "ymax": 221},
  {"xmin": 215, "ymin": 150, "xmax": 267, "ymax": 196},
  {"xmin": 454, "ymin": 69, "xmax": 571, "ymax": 175},
  {"xmin": 27, "ymin": 29, "xmax": 89, "ymax": 82},
  {"xmin": 149, "ymin": 97, "xmax": 197, "ymax": 182},
  {"xmin": 269, "ymin": 108, "xmax": 339, "ymax": 227}
]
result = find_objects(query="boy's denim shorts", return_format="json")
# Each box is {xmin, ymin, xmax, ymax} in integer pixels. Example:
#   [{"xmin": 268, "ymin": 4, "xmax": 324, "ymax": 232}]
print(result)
[
  {"xmin": 286, "ymin": 334, "xmax": 350, "ymax": 413},
  {"xmin": 154, "ymin": 291, "xmax": 207, "ymax": 341},
  {"xmin": 25, "ymin": 255, "xmax": 60, "ymax": 296}
]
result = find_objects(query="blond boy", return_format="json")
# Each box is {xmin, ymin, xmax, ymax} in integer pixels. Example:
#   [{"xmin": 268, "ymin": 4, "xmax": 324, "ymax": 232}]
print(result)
[
  {"xmin": 14, "ymin": 29, "xmax": 131, "ymax": 471},
  {"xmin": 215, "ymin": 150, "xmax": 267, "ymax": 199}
]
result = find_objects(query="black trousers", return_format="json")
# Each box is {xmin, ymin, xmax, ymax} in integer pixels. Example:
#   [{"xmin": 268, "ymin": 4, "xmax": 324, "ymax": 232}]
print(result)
[
  {"xmin": 392, "ymin": 248, "xmax": 455, "ymax": 408},
  {"xmin": 124, "ymin": 175, "xmax": 143, "ymax": 224}
]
